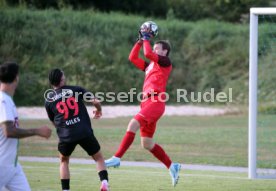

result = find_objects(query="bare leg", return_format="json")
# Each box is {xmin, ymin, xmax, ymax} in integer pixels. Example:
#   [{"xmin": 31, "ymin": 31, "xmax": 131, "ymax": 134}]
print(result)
[
  {"xmin": 92, "ymin": 150, "xmax": 109, "ymax": 190},
  {"xmin": 127, "ymin": 118, "xmax": 140, "ymax": 133},
  {"xmin": 60, "ymin": 154, "xmax": 70, "ymax": 179},
  {"xmin": 59, "ymin": 154, "xmax": 70, "ymax": 191},
  {"xmin": 141, "ymin": 137, "xmax": 155, "ymax": 150},
  {"xmin": 91, "ymin": 150, "xmax": 106, "ymax": 172}
]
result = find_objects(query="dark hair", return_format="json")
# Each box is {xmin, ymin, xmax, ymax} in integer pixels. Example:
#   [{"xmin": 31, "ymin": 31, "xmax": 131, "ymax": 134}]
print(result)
[
  {"xmin": 0, "ymin": 62, "xmax": 19, "ymax": 83},
  {"xmin": 48, "ymin": 68, "xmax": 63, "ymax": 86},
  {"xmin": 155, "ymin": 40, "xmax": 171, "ymax": 56}
]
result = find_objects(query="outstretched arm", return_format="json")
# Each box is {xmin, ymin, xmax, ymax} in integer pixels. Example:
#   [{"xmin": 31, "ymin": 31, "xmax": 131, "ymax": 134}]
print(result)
[
  {"xmin": 1, "ymin": 121, "xmax": 51, "ymax": 139},
  {"xmin": 143, "ymin": 40, "xmax": 159, "ymax": 63},
  {"xmin": 129, "ymin": 40, "xmax": 148, "ymax": 71}
]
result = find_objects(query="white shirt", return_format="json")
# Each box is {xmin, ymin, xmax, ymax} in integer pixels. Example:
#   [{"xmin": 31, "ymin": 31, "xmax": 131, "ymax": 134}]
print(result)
[{"xmin": 0, "ymin": 91, "xmax": 19, "ymax": 167}]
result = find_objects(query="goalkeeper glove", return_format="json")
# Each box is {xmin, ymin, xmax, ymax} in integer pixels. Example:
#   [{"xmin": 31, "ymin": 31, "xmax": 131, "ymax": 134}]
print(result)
[
  {"xmin": 141, "ymin": 31, "xmax": 151, "ymax": 40},
  {"xmin": 138, "ymin": 30, "xmax": 143, "ymax": 39},
  {"xmin": 136, "ymin": 30, "xmax": 143, "ymax": 44}
]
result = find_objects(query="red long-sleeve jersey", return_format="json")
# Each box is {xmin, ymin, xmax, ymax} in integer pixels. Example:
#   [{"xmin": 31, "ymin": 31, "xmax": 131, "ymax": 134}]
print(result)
[{"xmin": 128, "ymin": 40, "xmax": 172, "ymax": 96}]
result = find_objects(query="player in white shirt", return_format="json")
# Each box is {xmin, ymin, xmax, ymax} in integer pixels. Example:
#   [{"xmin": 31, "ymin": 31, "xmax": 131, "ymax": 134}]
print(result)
[{"xmin": 0, "ymin": 62, "xmax": 52, "ymax": 191}]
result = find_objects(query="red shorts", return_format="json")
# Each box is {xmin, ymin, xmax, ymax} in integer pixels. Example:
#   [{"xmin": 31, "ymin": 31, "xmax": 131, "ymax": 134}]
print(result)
[{"xmin": 134, "ymin": 96, "xmax": 165, "ymax": 138}]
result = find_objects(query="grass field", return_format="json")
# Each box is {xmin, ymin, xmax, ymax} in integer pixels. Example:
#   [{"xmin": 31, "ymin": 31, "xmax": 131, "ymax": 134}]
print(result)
[
  {"xmin": 15, "ymin": 115, "xmax": 276, "ymax": 190},
  {"xmin": 21, "ymin": 161, "xmax": 276, "ymax": 191},
  {"xmin": 18, "ymin": 115, "xmax": 276, "ymax": 168}
]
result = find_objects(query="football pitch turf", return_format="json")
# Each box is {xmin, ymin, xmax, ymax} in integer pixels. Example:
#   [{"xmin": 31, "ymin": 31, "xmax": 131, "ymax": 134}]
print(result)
[
  {"xmin": 14, "ymin": 115, "xmax": 276, "ymax": 190},
  {"xmin": 22, "ymin": 161, "xmax": 276, "ymax": 191},
  {"xmin": 18, "ymin": 115, "xmax": 276, "ymax": 168}
]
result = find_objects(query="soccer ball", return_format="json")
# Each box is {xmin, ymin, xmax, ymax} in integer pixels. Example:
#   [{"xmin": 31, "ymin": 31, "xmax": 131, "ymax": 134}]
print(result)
[{"xmin": 140, "ymin": 21, "xmax": 158, "ymax": 37}]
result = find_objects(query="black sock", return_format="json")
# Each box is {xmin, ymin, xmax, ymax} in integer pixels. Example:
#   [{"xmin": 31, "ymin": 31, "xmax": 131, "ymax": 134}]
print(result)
[
  {"xmin": 98, "ymin": 170, "xmax": 108, "ymax": 181},
  {"xmin": 61, "ymin": 179, "xmax": 70, "ymax": 190}
]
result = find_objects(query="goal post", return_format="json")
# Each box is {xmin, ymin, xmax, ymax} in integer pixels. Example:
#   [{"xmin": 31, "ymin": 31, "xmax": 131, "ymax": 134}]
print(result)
[{"xmin": 249, "ymin": 7, "xmax": 276, "ymax": 179}]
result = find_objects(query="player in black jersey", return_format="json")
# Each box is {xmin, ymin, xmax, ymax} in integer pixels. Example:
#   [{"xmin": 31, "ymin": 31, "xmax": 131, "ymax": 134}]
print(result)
[{"xmin": 44, "ymin": 68, "xmax": 109, "ymax": 191}]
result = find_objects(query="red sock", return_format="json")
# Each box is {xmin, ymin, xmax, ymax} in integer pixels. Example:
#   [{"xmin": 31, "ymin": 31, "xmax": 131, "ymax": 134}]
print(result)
[
  {"xmin": 114, "ymin": 131, "xmax": 136, "ymax": 158},
  {"xmin": 150, "ymin": 144, "xmax": 172, "ymax": 169}
]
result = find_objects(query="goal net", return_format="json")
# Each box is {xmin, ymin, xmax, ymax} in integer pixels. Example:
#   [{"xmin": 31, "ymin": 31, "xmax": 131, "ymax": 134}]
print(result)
[{"xmin": 249, "ymin": 7, "xmax": 276, "ymax": 179}]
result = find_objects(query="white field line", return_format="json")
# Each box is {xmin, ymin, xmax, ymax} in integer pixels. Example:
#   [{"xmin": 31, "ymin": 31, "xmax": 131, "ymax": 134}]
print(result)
[
  {"xmin": 21, "ymin": 157, "xmax": 276, "ymax": 180},
  {"xmin": 19, "ymin": 156, "xmax": 276, "ymax": 175},
  {"xmin": 18, "ymin": 156, "xmax": 253, "ymax": 174},
  {"xmin": 22, "ymin": 163, "xmax": 248, "ymax": 180}
]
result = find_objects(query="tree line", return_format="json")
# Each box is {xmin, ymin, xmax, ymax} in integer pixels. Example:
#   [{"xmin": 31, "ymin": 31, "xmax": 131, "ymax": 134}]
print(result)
[{"xmin": 1, "ymin": 0, "xmax": 272, "ymax": 22}]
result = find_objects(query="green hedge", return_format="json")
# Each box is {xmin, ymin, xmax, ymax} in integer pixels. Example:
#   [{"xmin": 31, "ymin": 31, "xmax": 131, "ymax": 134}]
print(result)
[{"xmin": 0, "ymin": 8, "xmax": 275, "ymax": 106}]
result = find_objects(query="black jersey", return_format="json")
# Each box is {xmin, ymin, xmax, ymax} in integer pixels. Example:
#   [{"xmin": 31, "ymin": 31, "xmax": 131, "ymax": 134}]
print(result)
[{"xmin": 45, "ymin": 85, "xmax": 94, "ymax": 142}]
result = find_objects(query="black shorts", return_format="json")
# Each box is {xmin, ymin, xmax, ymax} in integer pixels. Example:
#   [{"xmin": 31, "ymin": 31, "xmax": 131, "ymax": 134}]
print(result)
[{"xmin": 58, "ymin": 135, "xmax": 100, "ymax": 156}]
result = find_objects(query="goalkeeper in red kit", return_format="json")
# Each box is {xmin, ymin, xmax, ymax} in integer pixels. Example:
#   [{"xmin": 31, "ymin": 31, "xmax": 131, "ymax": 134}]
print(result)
[{"xmin": 105, "ymin": 24, "xmax": 181, "ymax": 186}]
